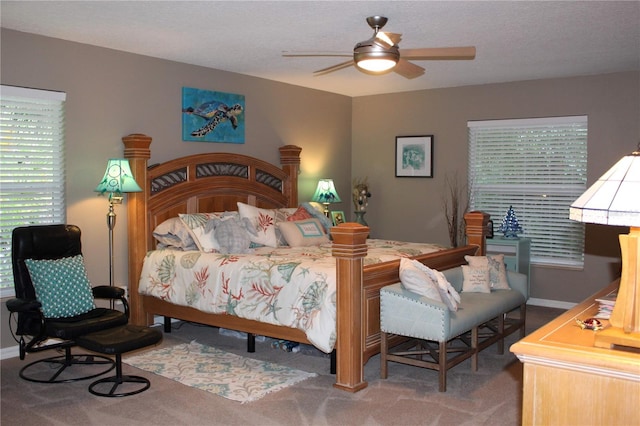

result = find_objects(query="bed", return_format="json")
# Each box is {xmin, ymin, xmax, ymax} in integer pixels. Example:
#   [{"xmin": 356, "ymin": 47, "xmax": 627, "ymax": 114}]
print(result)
[{"xmin": 123, "ymin": 133, "xmax": 490, "ymax": 392}]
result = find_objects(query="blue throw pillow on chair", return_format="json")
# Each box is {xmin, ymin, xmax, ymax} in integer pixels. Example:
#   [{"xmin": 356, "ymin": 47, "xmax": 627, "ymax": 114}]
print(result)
[{"xmin": 25, "ymin": 254, "xmax": 96, "ymax": 318}]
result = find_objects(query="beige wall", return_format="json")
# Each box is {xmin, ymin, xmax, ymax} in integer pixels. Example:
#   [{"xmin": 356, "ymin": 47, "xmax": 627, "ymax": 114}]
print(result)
[
  {"xmin": 0, "ymin": 29, "xmax": 352, "ymax": 351},
  {"xmin": 2, "ymin": 29, "xmax": 639, "ymax": 352},
  {"xmin": 352, "ymin": 71, "xmax": 640, "ymax": 303}
]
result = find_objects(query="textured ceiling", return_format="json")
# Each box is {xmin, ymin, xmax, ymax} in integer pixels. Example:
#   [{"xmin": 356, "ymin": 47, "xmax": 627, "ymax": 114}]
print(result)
[{"xmin": 2, "ymin": 1, "xmax": 639, "ymax": 97}]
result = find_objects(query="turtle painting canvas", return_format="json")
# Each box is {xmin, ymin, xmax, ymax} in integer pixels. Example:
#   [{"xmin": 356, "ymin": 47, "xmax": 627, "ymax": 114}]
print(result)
[{"xmin": 182, "ymin": 87, "xmax": 245, "ymax": 143}]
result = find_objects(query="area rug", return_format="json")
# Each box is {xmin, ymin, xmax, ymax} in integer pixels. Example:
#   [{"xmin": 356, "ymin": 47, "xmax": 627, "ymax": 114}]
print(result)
[{"xmin": 125, "ymin": 341, "xmax": 317, "ymax": 403}]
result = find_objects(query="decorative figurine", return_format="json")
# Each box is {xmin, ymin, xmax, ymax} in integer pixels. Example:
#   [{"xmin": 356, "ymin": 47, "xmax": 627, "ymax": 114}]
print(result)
[{"xmin": 499, "ymin": 205, "xmax": 523, "ymax": 238}]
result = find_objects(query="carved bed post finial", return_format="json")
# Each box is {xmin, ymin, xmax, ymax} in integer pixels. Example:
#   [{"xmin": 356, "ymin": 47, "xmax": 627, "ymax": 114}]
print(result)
[
  {"xmin": 123, "ymin": 133, "xmax": 151, "ymax": 326},
  {"xmin": 279, "ymin": 145, "xmax": 301, "ymax": 207},
  {"xmin": 331, "ymin": 222, "xmax": 370, "ymax": 392},
  {"xmin": 464, "ymin": 211, "xmax": 490, "ymax": 255}
]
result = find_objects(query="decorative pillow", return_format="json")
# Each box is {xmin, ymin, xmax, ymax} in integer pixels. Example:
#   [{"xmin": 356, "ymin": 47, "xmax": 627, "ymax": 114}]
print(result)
[
  {"xmin": 237, "ymin": 202, "xmax": 278, "ymax": 247},
  {"xmin": 274, "ymin": 207, "xmax": 298, "ymax": 246},
  {"xmin": 465, "ymin": 254, "xmax": 510, "ymax": 290},
  {"xmin": 399, "ymin": 258, "xmax": 443, "ymax": 303},
  {"xmin": 301, "ymin": 202, "xmax": 334, "ymax": 235},
  {"xmin": 277, "ymin": 219, "xmax": 330, "ymax": 247},
  {"xmin": 212, "ymin": 214, "xmax": 256, "ymax": 254},
  {"xmin": 152, "ymin": 217, "xmax": 197, "ymax": 250},
  {"xmin": 179, "ymin": 213, "xmax": 225, "ymax": 252},
  {"xmin": 428, "ymin": 267, "xmax": 461, "ymax": 311},
  {"xmin": 24, "ymin": 255, "xmax": 96, "ymax": 318},
  {"xmin": 461, "ymin": 264, "xmax": 491, "ymax": 293},
  {"xmin": 287, "ymin": 205, "xmax": 313, "ymax": 222}
]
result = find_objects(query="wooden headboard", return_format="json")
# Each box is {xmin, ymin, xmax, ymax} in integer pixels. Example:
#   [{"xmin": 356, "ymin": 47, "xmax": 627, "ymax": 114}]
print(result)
[{"xmin": 122, "ymin": 134, "xmax": 301, "ymax": 324}]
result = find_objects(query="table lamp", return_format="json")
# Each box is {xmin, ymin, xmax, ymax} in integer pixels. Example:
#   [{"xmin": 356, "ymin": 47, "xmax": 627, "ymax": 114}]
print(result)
[
  {"xmin": 569, "ymin": 145, "xmax": 640, "ymax": 349},
  {"xmin": 95, "ymin": 158, "xmax": 142, "ymax": 289},
  {"xmin": 312, "ymin": 179, "xmax": 341, "ymax": 216}
]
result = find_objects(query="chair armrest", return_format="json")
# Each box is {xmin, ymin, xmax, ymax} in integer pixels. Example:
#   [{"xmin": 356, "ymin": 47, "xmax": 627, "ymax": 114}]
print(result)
[
  {"xmin": 92, "ymin": 285, "xmax": 125, "ymax": 299},
  {"xmin": 6, "ymin": 297, "xmax": 41, "ymax": 313}
]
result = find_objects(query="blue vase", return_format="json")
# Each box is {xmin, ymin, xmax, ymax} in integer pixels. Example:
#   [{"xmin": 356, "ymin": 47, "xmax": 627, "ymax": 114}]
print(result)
[{"xmin": 354, "ymin": 211, "xmax": 368, "ymax": 226}]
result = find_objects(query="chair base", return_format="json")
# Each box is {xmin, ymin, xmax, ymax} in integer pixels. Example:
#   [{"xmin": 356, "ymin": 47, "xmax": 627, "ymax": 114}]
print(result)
[
  {"xmin": 19, "ymin": 351, "xmax": 115, "ymax": 383},
  {"xmin": 77, "ymin": 325, "xmax": 162, "ymax": 397},
  {"xmin": 88, "ymin": 369, "xmax": 151, "ymax": 397}
]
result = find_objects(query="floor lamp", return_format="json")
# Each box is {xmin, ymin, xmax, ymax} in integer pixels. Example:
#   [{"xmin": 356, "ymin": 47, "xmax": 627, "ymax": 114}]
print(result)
[
  {"xmin": 569, "ymin": 145, "xmax": 640, "ymax": 350},
  {"xmin": 95, "ymin": 159, "xmax": 142, "ymax": 298}
]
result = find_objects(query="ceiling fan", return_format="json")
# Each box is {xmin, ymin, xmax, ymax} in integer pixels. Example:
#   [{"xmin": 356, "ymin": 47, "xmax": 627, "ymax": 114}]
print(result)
[{"xmin": 283, "ymin": 16, "xmax": 476, "ymax": 79}]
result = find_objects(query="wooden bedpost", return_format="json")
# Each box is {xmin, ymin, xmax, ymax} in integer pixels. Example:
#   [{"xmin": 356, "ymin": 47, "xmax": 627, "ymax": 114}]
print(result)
[
  {"xmin": 279, "ymin": 145, "xmax": 301, "ymax": 208},
  {"xmin": 331, "ymin": 222, "xmax": 370, "ymax": 392},
  {"xmin": 464, "ymin": 211, "xmax": 490, "ymax": 255},
  {"xmin": 123, "ymin": 133, "xmax": 152, "ymax": 326}
]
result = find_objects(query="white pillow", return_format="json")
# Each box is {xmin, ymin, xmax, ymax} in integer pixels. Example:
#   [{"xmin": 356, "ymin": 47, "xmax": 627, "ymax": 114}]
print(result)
[
  {"xmin": 152, "ymin": 217, "xmax": 197, "ymax": 250},
  {"xmin": 465, "ymin": 254, "xmax": 510, "ymax": 290},
  {"xmin": 461, "ymin": 264, "xmax": 491, "ymax": 293},
  {"xmin": 178, "ymin": 212, "xmax": 229, "ymax": 252},
  {"xmin": 274, "ymin": 207, "xmax": 298, "ymax": 246},
  {"xmin": 430, "ymin": 268, "xmax": 461, "ymax": 312},
  {"xmin": 399, "ymin": 258, "xmax": 443, "ymax": 303},
  {"xmin": 237, "ymin": 202, "xmax": 278, "ymax": 247},
  {"xmin": 411, "ymin": 260, "xmax": 460, "ymax": 311},
  {"xmin": 277, "ymin": 219, "xmax": 329, "ymax": 247}
]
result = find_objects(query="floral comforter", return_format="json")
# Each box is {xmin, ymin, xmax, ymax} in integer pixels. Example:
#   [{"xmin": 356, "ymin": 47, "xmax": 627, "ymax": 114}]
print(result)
[{"xmin": 138, "ymin": 239, "xmax": 446, "ymax": 353}]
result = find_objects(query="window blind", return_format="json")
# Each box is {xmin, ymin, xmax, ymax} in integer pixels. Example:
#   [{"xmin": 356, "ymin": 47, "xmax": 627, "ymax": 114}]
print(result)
[
  {"xmin": 0, "ymin": 85, "xmax": 66, "ymax": 297},
  {"xmin": 468, "ymin": 116, "xmax": 587, "ymax": 268}
]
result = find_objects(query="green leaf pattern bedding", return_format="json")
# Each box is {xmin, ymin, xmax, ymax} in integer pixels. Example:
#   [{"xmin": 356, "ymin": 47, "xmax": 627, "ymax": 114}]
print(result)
[{"xmin": 139, "ymin": 239, "xmax": 446, "ymax": 353}]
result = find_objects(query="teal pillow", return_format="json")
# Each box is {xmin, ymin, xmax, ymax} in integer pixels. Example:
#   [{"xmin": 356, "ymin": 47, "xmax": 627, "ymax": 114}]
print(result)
[{"xmin": 25, "ymin": 254, "xmax": 96, "ymax": 318}]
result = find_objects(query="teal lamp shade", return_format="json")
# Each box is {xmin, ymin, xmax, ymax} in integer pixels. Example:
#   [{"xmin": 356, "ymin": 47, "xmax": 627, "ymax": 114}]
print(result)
[
  {"xmin": 312, "ymin": 179, "xmax": 341, "ymax": 216},
  {"xmin": 95, "ymin": 159, "xmax": 142, "ymax": 196},
  {"xmin": 312, "ymin": 179, "xmax": 341, "ymax": 204}
]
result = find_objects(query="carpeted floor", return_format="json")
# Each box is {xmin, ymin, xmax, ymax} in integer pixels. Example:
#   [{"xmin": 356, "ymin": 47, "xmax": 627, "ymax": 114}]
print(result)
[{"xmin": 1, "ymin": 305, "xmax": 564, "ymax": 426}]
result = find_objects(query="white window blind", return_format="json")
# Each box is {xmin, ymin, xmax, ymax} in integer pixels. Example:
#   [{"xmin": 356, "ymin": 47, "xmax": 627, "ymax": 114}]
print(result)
[
  {"xmin": 0, "ymin": 85, "xmax": 66, "ymax": 297},
  {"xmin": 468, "ymin": 116, "xmax": 587, "ymax": 268}
]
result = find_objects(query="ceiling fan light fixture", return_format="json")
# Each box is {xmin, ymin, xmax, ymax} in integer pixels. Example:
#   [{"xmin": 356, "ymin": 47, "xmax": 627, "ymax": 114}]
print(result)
[
  {"xmin": 356, "ymin": 57, "xmax": 398, "ymax": 72},
  {"xmin": 354, "ymin": 42, "xmax": 399, "ymax": 72}
]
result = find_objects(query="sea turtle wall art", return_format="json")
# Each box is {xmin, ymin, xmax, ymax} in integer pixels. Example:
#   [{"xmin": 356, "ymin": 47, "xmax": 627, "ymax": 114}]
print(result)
[{"xmin": 182, "ymin": 87, "xmax": 245, "ymax": 143}]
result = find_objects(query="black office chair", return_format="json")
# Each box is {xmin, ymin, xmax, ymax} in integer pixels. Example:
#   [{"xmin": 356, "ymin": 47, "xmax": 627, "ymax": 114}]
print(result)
[{"xmin": 6, "ymin": 224, "xmax": 129, "ymax": 383}]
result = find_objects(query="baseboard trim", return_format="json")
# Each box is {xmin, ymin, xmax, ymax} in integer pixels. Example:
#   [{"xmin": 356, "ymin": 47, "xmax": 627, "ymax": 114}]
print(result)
[
  {"xmin": 527, "ymin": 298, "xmax": 576, "ymax": 310},
  {"xmin": 1, "ymin": 345, "xmax": 20, "ymax": 360}
]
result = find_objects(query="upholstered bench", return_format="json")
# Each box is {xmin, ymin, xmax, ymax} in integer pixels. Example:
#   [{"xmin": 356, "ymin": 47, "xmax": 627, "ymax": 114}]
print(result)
[
  {"xmin": 76, "ymin": 324, "xmax": 162, "ymax": 397},
  {"xmin": 380, "ymin": 264, "xmax": 528, "ymax": 392}
]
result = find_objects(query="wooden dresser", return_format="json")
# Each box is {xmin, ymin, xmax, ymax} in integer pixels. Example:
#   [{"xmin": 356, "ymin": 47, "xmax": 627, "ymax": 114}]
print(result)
[{"xmin": 510, "ymin": 280, "xmax": 640, "ymax": 426}]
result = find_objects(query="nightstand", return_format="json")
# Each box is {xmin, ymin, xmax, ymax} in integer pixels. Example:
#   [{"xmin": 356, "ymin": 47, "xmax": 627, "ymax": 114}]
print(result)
[{"xmin": 485, "ymin": 237, "xmax": 531, "ymax": 285}]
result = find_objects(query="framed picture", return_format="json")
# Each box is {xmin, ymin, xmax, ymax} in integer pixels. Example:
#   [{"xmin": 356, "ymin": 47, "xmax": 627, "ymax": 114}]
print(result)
[
  {"xmin": 395, "ymin": 135, "xmax": 433, "ymax": 178},
  {"xmin": 182, "ymin": 87, "xmax": 245, "ymax": 144},
  {"xmin": 331, "ymin": 211, "xmax": 345, "ymax": 226}
]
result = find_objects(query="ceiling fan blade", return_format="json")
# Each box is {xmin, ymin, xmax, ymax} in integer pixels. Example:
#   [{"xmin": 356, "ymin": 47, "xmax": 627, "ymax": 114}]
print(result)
[
  {"xmin": 282, "ymin": 51, "xmax": 351, "ymax": 58},
  {"xmin": 393, "ymin": 59, "xmax": 425, "ymax": 79},
  {"xmin": 313, "ymin": 60, "xmax": 354, "ymax": 76},
  {"xmin": 382, "ymin": 32, "xmax": 402, "ymax": 45},
  {"xmin": 400, "ymin": 46, "xmax": 476, "ymax": 60}
]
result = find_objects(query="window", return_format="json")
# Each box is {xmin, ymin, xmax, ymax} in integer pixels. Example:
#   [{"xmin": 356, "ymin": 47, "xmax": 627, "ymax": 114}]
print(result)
[
  {"xmin": 0, "ymin": 85, "xmax": 66, "ymax": 297},
  {"xmin": 468, "ymin": 116, "xmax": 588, "ymax": 268}
]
